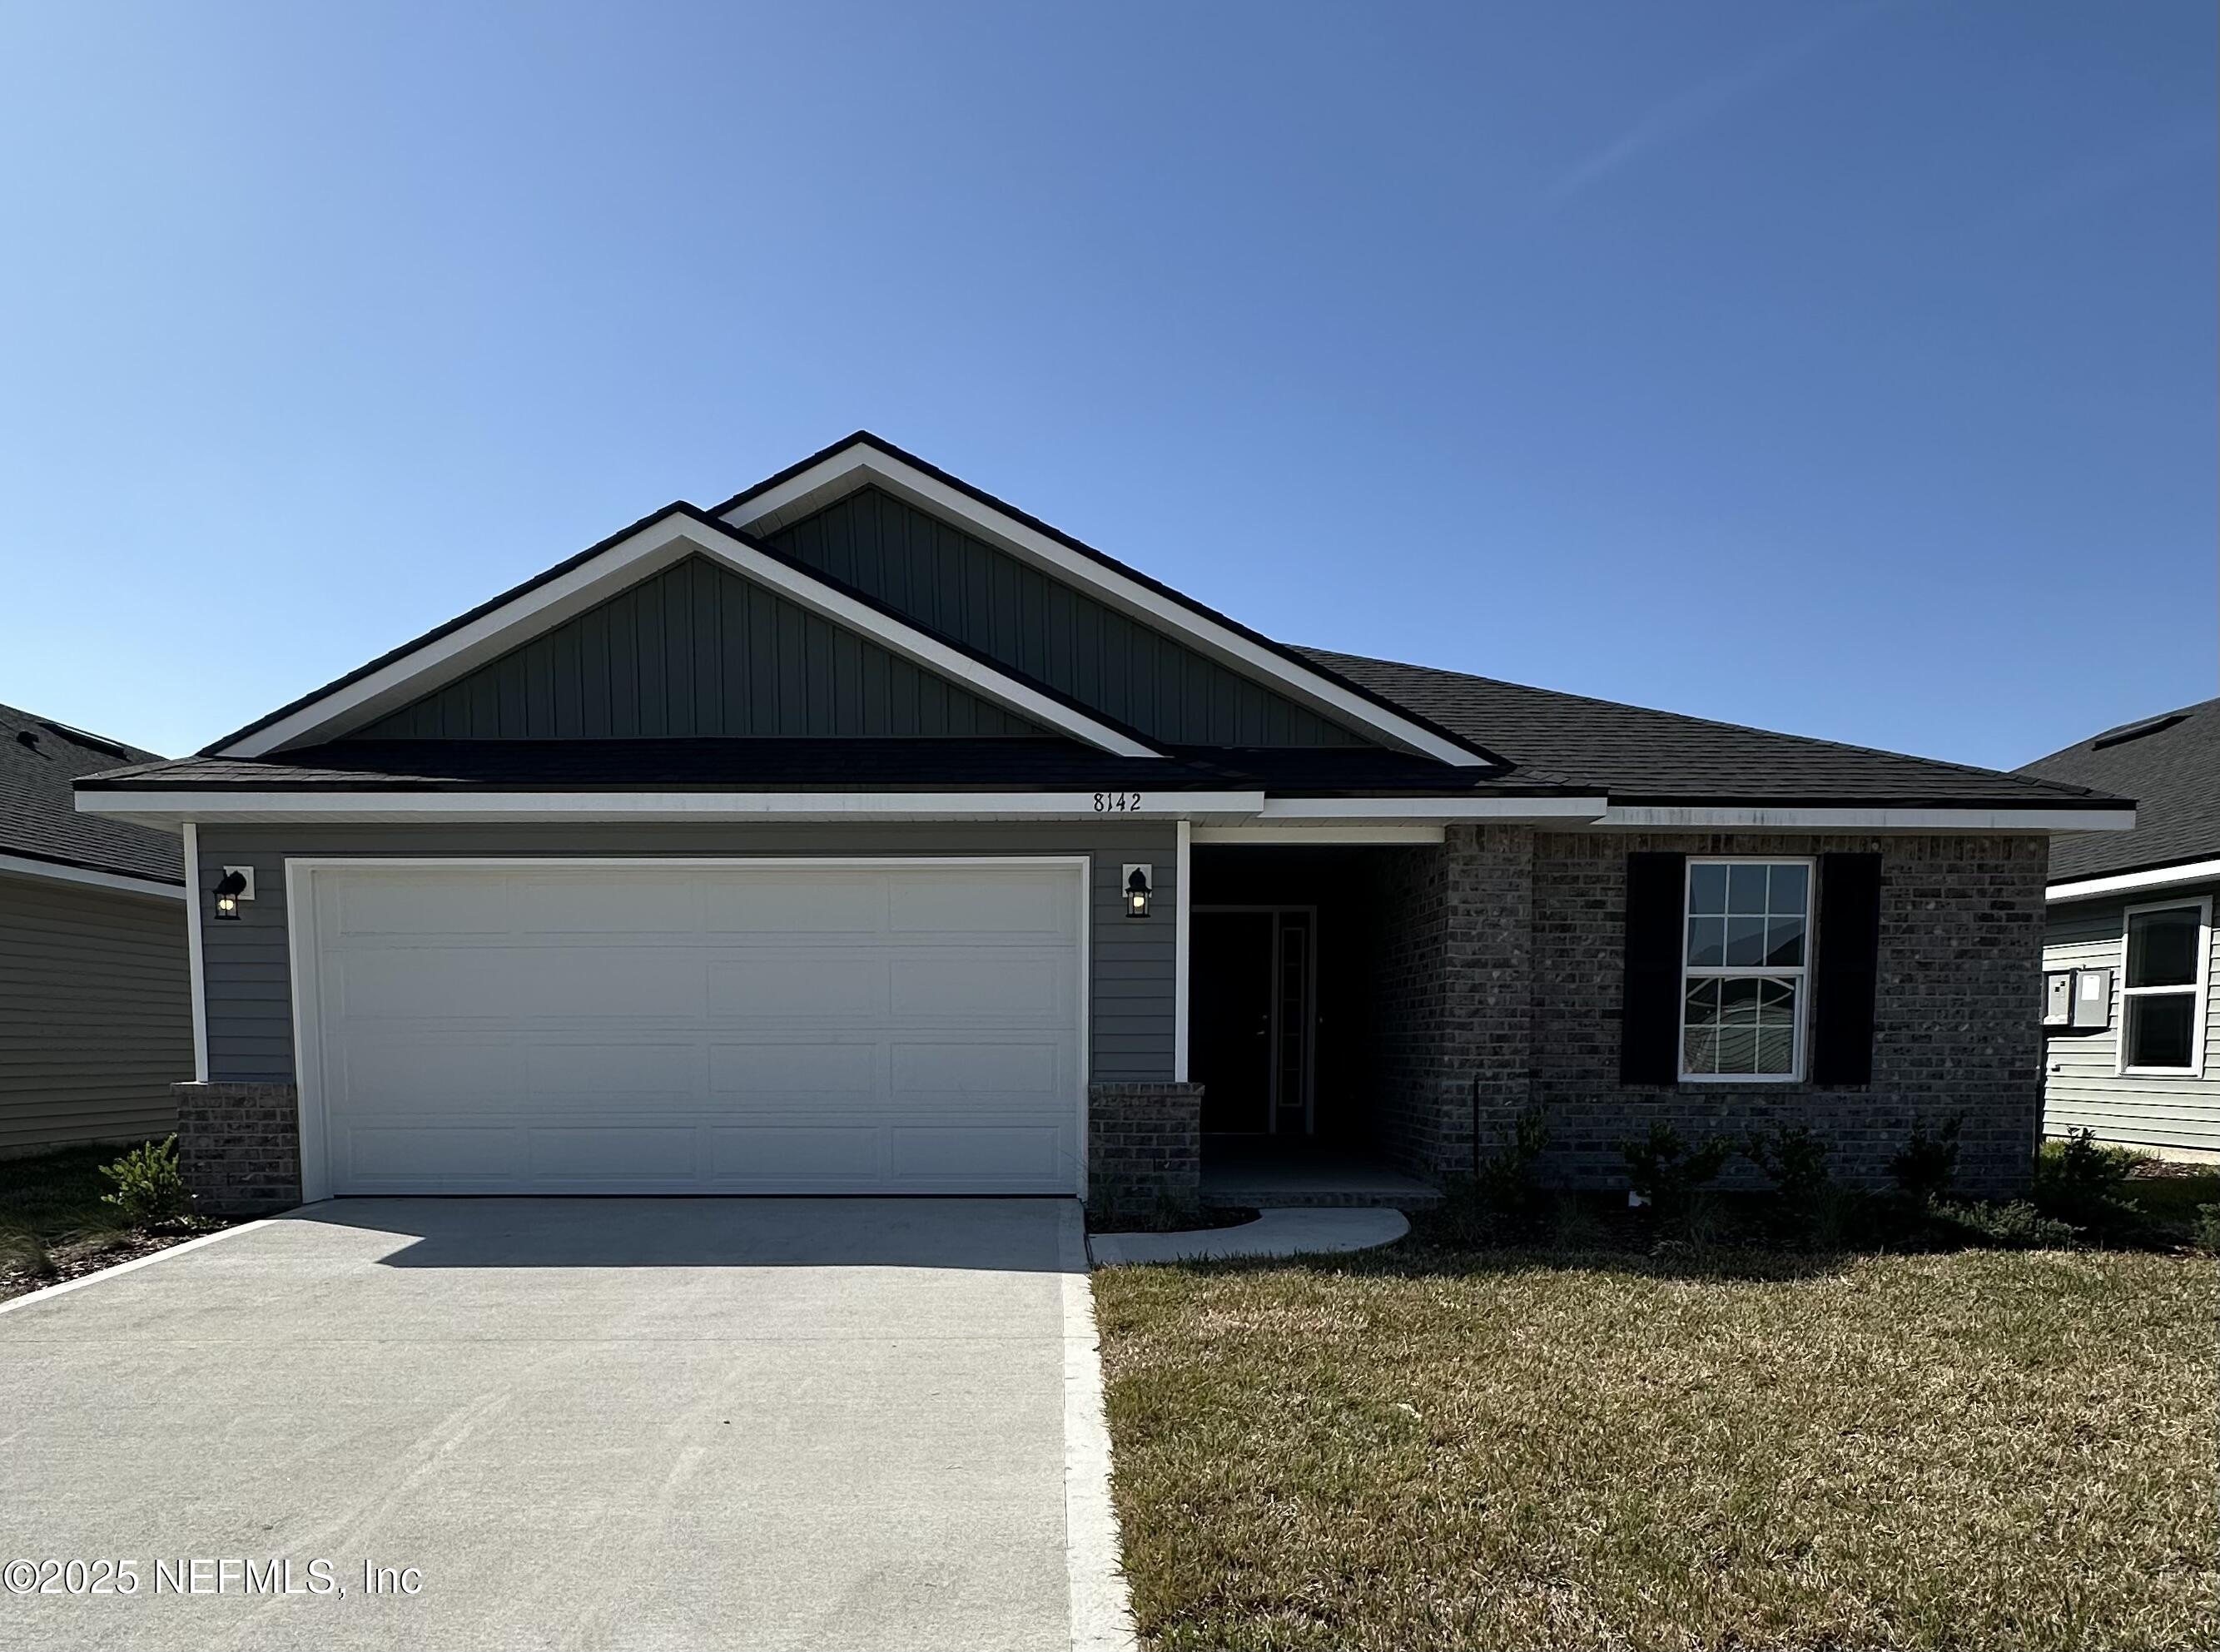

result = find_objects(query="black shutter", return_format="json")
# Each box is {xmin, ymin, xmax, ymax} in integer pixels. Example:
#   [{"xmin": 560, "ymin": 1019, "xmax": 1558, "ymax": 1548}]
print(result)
[
  {"xmin": 1620, "ymin": 852, "xmax": 1686, "ymax": 1086},
  {"xmin": 1810, "ymin": 851, "xmax": 1882, "ymax": 1085}
]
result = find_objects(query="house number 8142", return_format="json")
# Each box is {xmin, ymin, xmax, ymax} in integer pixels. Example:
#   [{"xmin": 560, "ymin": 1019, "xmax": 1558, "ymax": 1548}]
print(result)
[{"xmin": 1093, "ymin": 792, "xmax": 1144, "ymax": 812}]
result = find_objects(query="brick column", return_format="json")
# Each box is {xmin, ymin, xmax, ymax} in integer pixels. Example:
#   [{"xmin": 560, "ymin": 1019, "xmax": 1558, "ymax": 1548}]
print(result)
[
  {"xmin": 171, "ymin": 1082, "xmax": 302, "ymax": 1216},
  {"xmin": 1087, "ymin": 1082, "xmax": 1203, "ymax": 1217}
]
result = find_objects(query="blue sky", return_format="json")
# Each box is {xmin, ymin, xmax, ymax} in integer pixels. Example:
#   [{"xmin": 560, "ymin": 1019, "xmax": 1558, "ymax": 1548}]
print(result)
[{"xmin": 0, "ymin": 1, "xmax": 2211, "ymax": 769}]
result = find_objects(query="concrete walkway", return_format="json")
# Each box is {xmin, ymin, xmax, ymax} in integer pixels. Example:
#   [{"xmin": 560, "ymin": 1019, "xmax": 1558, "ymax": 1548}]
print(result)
[
  {"xmin": 0, "ymin": 1198, "xmax": 1130, "ymax": 1652},
  {"xmin": 1089, "ymin": 1207, "xmax": 1410, "ymax": 1265}
]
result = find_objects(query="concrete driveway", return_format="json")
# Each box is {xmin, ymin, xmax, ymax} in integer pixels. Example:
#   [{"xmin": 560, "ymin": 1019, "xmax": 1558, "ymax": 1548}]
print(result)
[{"xmin": 0, "ymin": 1198, "xmax": 1127, "ymax": 1652}]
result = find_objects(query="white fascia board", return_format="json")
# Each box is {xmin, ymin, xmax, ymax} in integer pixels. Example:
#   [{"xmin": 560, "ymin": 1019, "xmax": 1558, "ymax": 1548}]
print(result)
[
  {"xmin": 77, "ymin": 790, "xmax": 1267, "ymax": 824},
  {"xmin": 723, "ymin": 445, "xmax": 1489, "ymax": 767},
  {"xmin": 1254, "ymin": 796, "xmax": 1607, "ymax": 821},
  {"xmin": 1588, "ymin": 804, "xmax": 2138, "ymax": 832},
  {"xmin": 2048, "ymin": 858, "xmax": 2220, "ymax": 904},
  {"xmin": 217, "ymin": 514, "xmax": 1160, "ymax": 761},
  {"xmin": 1191, "ymin": 824, "xmax": 1448, "ymax": 845},
  {"xmin": 0, "ymin": 851, "xmax": 186, "ymax": 901}
]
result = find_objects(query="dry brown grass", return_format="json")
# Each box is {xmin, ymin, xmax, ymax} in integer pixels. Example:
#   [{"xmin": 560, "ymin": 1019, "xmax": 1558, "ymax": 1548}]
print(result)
[{"xmin": 1095, "ymin": 1242, "xmax": 2218, "ymax": 1650}]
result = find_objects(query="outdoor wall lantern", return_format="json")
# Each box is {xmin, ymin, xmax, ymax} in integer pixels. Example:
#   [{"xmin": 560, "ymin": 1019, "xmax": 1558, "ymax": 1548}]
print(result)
[
  {"xmin": 1123, "ymin": 864, "xmax": 1153, "ymax": 920},
  {"xmin": 211, "ymin": 867, "xmax": 251, "ymax": 920}
]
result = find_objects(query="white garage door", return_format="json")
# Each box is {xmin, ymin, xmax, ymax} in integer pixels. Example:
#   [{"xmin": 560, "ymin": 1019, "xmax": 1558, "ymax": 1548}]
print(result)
[{"xmin": 296, "ymin": 861, "xmax": 1086, "ymax": 1196}]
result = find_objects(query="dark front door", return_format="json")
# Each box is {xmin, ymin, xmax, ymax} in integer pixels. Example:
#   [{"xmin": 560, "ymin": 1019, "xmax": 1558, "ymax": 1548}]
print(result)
[{"xmin": 1193, "ymin": 910, "xmax": 1276, "ymax": 1133}]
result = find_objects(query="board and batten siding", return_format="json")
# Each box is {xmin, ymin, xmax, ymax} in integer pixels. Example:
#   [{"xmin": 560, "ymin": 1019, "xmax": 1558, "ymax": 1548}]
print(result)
[
  {"xmin": 761, "ymin": 487, "xmax": 1371, "ymax": 748},
  {"xmin": 0, "ymin": 872, "xmax": 191, "ymax": 1153},
  {"xmin": 352, "ymin": 556, "xmax": 1045, "ymax": 741},
  {"xmin": 191, "ymin": 823, "xmax": 1178, "ymax": 1086},
  {"xmin": 2040, "ymin": 883, "xmax": 2220, "ymax": 1152}
]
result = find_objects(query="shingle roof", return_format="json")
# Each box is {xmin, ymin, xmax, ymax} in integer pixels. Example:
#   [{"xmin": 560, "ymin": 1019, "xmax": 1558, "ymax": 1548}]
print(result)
[
  {"xmin": 2017, "ymin": 699, "xmax": 2218, "ymax": 882},
  {"xmin": 78, "ymin": 738, "xmax": 1576, "ymax": 798},
  {"xmin": 1298, "ymin": 648, "xmax": 2126, "ymax": 810},
  {"xmin": 0, "ymin": 703, "xmax": 182, "ymax": 884}
]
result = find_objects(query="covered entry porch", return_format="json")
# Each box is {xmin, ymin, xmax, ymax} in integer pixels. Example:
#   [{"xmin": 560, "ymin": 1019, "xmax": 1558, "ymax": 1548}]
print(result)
[{"xmin": 1183, "ymin": 839, "xmax": 1454, "ymax": 1208}]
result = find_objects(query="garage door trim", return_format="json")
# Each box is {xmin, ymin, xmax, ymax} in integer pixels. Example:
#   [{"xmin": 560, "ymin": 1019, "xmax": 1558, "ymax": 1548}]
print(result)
[{"xmin": 282, "ymin": 856, "xmax": 1094, "ymax": 1202}]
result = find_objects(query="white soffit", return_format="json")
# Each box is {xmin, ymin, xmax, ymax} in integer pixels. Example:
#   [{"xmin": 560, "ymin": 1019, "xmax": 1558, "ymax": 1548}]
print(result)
[
  {"xmin": 214, "ymin": 513, "xmax": 1160, "ymax": 761},
  {"xmin": 2047, "ymin": 857, "xmax": 2220, "ymax": 904},
  {"xmin": 720, "ymin": 442, "xmax": 1491, "ymax": 768}
]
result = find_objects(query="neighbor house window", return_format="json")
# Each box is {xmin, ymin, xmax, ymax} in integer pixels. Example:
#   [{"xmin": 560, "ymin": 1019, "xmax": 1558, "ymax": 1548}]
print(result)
[
  {"xmin": 1681, "ymin": 859, "xmax": 1811, "ymax": 1080},
  {"xmin": 2118, "ymin": 898, "xmax": 2208, "ymax": 1076}
]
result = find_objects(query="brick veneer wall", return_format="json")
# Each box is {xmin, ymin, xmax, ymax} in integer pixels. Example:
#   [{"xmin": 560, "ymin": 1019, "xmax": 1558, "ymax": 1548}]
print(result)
[
  {"xmin": 1362, "ymin": 831, "xmax": 2047, "ymax": 1197},
  {"xmin": 171, "ymin": 1082, "xmax": 301, "ymax": 1216},
  {"xmin": 1363, "ymin": 826, "xmax": 1534, "ymax": 1180},
  {"xmin": 1087, "ymin": 1082, "xmax": 1202, "ymax": 1216}
]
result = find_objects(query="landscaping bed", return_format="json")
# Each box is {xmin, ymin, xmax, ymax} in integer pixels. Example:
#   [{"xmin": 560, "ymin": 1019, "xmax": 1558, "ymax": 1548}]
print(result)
[{"xmin": 0, "ymin": 1140, "xmax": 227, "ymax": 1303}]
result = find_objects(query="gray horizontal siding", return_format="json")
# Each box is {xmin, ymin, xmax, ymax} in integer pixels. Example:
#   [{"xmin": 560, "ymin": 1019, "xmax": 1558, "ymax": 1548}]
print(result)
[
  {"xmin": 194, "ymin": 823, "xmax": 1176, "ymax": 1086},
  {"xmin": 354, "ymin": 556, "xmax": 1044, "ymax": 740},
  {"xmin": 2040, "ymin": 884, "xmax": 2220, "ymax": 1151},
  {"xmin": 762, "ymin": 487, "xmax": 1371, "ymax": 748},
  {"xmin": 0, "ymin": 872, "xmax": 191, "ymax": 1153}
]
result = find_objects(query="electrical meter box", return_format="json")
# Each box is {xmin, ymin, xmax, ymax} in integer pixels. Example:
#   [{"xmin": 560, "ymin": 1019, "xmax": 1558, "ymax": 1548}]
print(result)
[
  {"xmin": 2043, "ymin": 971, "xmax": 2073, "ymax": 1028},
  {"xmin": 2071, "ymin": 968, "xmax": 2112, "ymax": 1031}
]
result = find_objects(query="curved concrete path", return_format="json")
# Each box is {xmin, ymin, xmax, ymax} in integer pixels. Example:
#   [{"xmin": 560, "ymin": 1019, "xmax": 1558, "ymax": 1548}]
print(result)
[{"xmin": 1089, "ymin": 1207, "xmax": 1409, "ymax": 1266}]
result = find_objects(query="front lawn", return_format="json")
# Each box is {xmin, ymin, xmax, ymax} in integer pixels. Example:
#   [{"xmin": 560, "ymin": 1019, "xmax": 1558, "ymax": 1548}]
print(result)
[
  {"xmin": 0, "ymin": 1140, "xmax": 211, "ymax": 1301},
  {"xmin": 1095, "ymin": 1239, "xmax": 2216, "ymax": 1650}
]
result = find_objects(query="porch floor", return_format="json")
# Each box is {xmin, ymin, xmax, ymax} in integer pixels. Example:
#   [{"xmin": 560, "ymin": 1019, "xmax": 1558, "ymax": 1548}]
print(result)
[{"xmin": 1200, "ymin": 1135, "xmax": 1442, "ymax": 1210}]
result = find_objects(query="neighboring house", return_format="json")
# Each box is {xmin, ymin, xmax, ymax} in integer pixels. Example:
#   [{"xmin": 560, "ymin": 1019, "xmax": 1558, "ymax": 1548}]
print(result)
[
  {"xmin": 2019, "ymin": 701, "xmax": 2218, "ymax": 1155},
  {"xmin": 1, "ymin": 703, "xmax": 191, "ymax": 1155},
  {"xmin": 75, "ymin": 433, "xmax": 2130, "ymax": 1213}
]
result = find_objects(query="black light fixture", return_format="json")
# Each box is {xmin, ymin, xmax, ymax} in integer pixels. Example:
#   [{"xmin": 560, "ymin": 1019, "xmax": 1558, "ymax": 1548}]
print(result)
[
  {"xmin": 1124, "ymin": 864, "xmax": 1153, "ymax": 920},
  {"xmin": 212, "ymin": 869, "xmax": 247, "ymax": 921}
]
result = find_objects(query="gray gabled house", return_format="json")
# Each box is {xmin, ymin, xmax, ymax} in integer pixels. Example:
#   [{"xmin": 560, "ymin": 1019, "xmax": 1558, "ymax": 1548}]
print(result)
[
  {"xmin": 74, "ymin": 433, "xmax": 2132, "ymax": 1213},
  {"xmin": 2020, "ymin": 701, "xmax": 2218, "ymax": 1156},
  {"xmin": 2, "ymin": 703, "xmax": 192, "ymax": 1154}
]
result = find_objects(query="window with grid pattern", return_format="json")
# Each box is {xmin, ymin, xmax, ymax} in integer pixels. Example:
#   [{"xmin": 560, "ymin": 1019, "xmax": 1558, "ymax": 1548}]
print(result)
[{"xmin": 1681, "ymin": 860, "xmax": 1810, "ymax": 1079}]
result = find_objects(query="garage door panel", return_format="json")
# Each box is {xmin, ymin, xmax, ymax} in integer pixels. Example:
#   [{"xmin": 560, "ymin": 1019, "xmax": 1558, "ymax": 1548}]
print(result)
[
  {"xmin": 888, "ymin": 873, "xmax": 1070, "ymax": 935},
  {"xmin": 708, "ymin": 1041, "xmax": 879, "ymax": 1095},
  {"xmin": 889, "ymin": 951, "xmax": 1071, "ymax": 1018},
  {"xmin": 706, "ymin": 1126, "xmax": 884, "ymax": 1183},
  {"xmin": 331, "ymin": 876, "xmax": 513, "ymax": 938},
  {"xmin": 698, "ymin": 875, "xmax": 887, "ymax": 935},
  {"xmin": 308, "ymin": 862, "xmax": 1084, "ymax": 1196},
  {"xmin": 510, "ymin": 875, "xmax": 704, "ymax": 935},
  {"xmin": 891, "ymin": 1125, "xmax": 1065, "ymax": 1183},
  {"xmin": 892, "ymin": 1039, "xmax": 1061, "ymax": 1095},
  {"xmin": 706, "ymin": 953, "xmax": 890, "ymax": 1019}
]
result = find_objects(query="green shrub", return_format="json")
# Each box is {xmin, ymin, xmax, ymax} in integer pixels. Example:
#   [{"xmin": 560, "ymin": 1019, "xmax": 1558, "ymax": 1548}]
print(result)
[
  {"xmin": 2192, "ymin": 1203, "xmax": 2220, "ymax": 1257},
  {"xmin": 2034, "ymin": 1129, "xmax": 2149, "ymax": 1240},
  {"xmin": 1621, "ymin": 1123, "xmax": 1733, "ymax": 1226},
  {"xmin": 1745, "ymin": 1122, "xmax": 1833, "ymax": 1204},
  {"xmin": 97, "ymin": 1136, "xmax": 191, "ymax": 1230},
  {"xmin": 1423, "ymin": 1104, "xmax": 1553, "ymax": 1247},
  {"xmin": 1930, "ymin": 1198, "xmax": 2080, "ymax": 1251},
  {"xmin": 1889, "ymin": 1115, "xmax": 1962, "ymax": 1203}
]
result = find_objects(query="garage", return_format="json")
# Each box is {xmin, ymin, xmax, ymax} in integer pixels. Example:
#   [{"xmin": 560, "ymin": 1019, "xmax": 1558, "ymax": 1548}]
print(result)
[{"xmin": 290, "ymin": 859, "xmax": 1088, "ymax": 1197}]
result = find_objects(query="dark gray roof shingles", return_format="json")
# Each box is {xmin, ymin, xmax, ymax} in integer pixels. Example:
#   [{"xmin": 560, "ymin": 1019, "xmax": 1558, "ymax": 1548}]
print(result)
[
  {"xmin": 1297, "ymin": 648, "xmax": 2124, "ymax": 809},
  {"xmin": 0, "ymin": 703, "xmax": 181, "ymax": 884},
  {"xmin": 2017, "ymin": 699, "xmax": 2217, "ymax": 881}
]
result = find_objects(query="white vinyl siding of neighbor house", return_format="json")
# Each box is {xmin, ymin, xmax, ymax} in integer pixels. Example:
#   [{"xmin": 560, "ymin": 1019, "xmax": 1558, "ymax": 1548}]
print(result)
[
  {"xmin": 0, "ymin": 871, "xmax": 191, "ymax": 1153},
  {"xmin": 2041, "ymin": 883, "xmax": 2220, "ymax": 1152}
]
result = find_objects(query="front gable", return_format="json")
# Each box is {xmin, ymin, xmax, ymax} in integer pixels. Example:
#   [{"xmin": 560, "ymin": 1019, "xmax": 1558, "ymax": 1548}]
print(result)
[
  {"xmin": 350, "ymin": 554, "xmax": 1048, "ymax": 741},
  {"xmin": 759, "ymin": 486, "xmax": 1368, "ymax": 749}
]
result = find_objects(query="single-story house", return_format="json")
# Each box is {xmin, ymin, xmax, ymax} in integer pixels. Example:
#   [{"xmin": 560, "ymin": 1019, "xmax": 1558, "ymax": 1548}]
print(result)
[
  {"xmin": 76, "ymin": 433, "xmax": 2133, "ymax": 1213},
  {"xmin": 2019, "ymin": 700, "xmax": 2216, "ymax": 1157},
  {"xmin": 2, "ymin": 702, "xmax": 192, "ymax": 1155}
]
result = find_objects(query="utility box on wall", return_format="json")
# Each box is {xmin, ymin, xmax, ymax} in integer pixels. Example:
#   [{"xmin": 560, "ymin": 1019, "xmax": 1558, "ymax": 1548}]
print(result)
[
  {"xmin": 2044, "ymin": 971, "xmax": 2073, "ymax": 1028},
  {"xmin": 2071, "ymin": 967, "xmax": 2112, "ymax": 1030}
]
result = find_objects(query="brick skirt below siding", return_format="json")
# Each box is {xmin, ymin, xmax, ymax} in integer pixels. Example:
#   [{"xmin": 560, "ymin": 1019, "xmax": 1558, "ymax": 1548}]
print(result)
[
  {"xmin": 171, "ymin": 1083, "xmax": 301, "ymax": 1217},
  {"xmin": 1087, "ymin": 1083, "xmax": 1202, "ymax": 1216}
]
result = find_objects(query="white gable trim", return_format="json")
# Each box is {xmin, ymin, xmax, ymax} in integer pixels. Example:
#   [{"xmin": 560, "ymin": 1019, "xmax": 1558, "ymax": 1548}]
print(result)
[
  {"xmin": 2048, "ymin": 857, "xmax": 2220, "ymax": 904},
  {"xmin": 722, "ymin": 441, "xmax": 1491, "ymax": 767},
  {"xmin": 0, "ymin": 851, "xmax": 186, "ymax": 901},
  {"xmin": 215, "ymin": 512, "xmax": 1161, "ymax": 760}
]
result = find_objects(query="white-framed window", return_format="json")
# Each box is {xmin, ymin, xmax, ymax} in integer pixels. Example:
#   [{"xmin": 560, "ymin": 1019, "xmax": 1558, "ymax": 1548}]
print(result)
[
  {"xmin": 2118, "ymin": 896, "xmax": 2208, "ymax": 1077},
  {"xmin": 1681, "ymin": 857, "xmax": 1812, "ymax": 1081}
]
